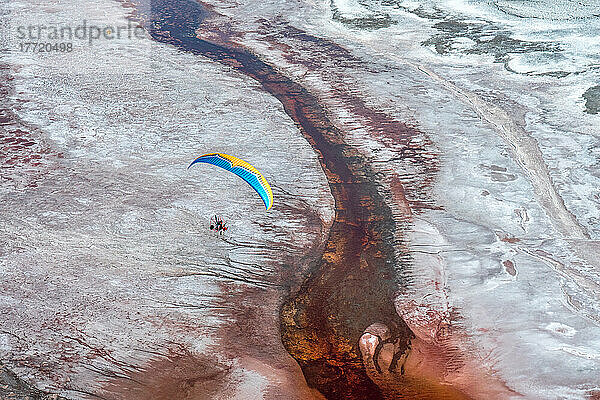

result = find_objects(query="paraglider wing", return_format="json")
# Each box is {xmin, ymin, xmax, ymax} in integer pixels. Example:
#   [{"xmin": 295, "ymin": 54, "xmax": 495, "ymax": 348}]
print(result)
[{"xmin": 188, "ymin": 153, "xmax": 273, "ymax": 210}]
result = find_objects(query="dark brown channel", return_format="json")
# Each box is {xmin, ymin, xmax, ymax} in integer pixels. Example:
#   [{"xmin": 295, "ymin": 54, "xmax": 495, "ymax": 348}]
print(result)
[
  {"xmin": 128, "ymin": 1, "xmax": 471, "ymax": 398},
  {"xmin": 239, "ymin": 60, "xmax": 410, "ymax": 399}
]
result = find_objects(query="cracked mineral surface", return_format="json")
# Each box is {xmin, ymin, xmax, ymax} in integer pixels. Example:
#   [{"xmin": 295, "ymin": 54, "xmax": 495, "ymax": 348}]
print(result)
[{"xmin": 1, "ymin": 0, "xmax": 600, "ymax": 399}]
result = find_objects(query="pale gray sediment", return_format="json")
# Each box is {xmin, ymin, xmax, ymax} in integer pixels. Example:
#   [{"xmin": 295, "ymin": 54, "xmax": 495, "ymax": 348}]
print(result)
[
  {"xmin": 583, "ymin": 85, "xmax": 600, "ymax": 115},
  {"xmin": 405, "ymin": 61, "xmax": 590, "ymax": 240},
  {"xmin": 0, "ymin": 363, "xmax": 66, "ymax": 400},
  {"xmin": 0, "ymin": 59, "xmax": 65, "ymax": 400},
  {"xmin": 0, "ymin": 1, "xmax": 334, "ymax": 399},
  {"xmin": 3, "ymin": 0, "xmax": 600, "ymax": 398}
]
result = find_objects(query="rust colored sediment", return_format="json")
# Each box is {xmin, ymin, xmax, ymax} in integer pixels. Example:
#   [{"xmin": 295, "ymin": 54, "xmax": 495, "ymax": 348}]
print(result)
[
  {"xmin": 219, "ymin": 52, "xmax": 413, "ymax": 396},
  {"xmin": 126, "ymin": 1, "xmax": 472, "ymax": 398},
  {"xmin": 194, "ymin": 42, "xmax": 463, "ymax": 400}
]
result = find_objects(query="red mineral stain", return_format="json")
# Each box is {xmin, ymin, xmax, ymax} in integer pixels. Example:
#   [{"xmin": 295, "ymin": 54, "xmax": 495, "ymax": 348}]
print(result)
[
  {"xmin": 588, "ymin": 390, "xmax": 600, "ymax": 399},
  {"xmin": 106, "ymin": 3, "xmax": 515, "ymax": 399},
  {"xmin": 1, "ymin": 63, "xmax": 61, "ymax": 187},
  {"xmin": 499, "ymin": 234, "xmax": 520, "ymax": 244},
  {"xmin": 503, "ymin": 260, "xmax": 517, "ymax": 276}
]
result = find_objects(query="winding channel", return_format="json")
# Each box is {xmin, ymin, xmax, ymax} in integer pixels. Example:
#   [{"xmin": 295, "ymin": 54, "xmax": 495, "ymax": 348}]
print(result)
[{"xmin": 133, "ymin": 0, "xmax": 470, "ymax": 398}]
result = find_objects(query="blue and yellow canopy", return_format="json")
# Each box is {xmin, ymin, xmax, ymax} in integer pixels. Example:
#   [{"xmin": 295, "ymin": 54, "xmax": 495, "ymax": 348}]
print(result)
[{"xmin": 188, "ymin": 153, "xmax": 273, "ymax": 210}]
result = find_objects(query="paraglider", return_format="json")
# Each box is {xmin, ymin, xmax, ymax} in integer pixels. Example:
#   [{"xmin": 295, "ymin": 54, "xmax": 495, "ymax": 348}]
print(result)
[
  {"xmin": 210, "ymin": 215, "xmax": 228, "ymax": 235},
  {"xmin": 188, "ymin": 153, "xmax": 273, "ymax": 210}
]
